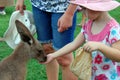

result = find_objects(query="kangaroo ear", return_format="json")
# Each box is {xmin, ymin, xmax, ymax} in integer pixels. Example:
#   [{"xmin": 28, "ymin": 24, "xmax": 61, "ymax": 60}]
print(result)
[{"xmin": 15, "ymin": 20, "xmax": 34, "ymax": 45}]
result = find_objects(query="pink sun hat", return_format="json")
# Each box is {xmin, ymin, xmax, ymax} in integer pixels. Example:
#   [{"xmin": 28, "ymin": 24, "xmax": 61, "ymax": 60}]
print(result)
[{"xmin": 70, "ymin": 0, "xmax": 120, "ymax": 11}]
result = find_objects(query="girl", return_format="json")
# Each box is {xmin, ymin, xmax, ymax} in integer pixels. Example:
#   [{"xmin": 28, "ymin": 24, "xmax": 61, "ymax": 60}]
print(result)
[{"xmin": 43, "ymin": 0, "xmax": 120, "ymax": 80}]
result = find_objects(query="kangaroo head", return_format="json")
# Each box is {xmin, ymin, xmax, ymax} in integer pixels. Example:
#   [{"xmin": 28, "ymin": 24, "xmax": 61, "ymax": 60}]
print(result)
[{"xmin": 15, "ymin": 20, "xmax": 47, "ymax": 62}]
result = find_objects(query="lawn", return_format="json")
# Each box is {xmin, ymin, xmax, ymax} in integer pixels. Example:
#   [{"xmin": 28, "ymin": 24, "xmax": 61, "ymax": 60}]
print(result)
[{"xmin": 0, "ymin": 0, "xmax": 120, "ymax": 80}]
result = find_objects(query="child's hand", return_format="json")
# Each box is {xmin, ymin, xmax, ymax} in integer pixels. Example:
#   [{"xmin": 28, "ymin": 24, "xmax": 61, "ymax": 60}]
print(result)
[
  {"xmin": 83, "ymin": 41, "xmax": 101, "ymax": 53},
  {"xmin": 41, "ymin": 53, "xmax": 55, "ymax": 64}
]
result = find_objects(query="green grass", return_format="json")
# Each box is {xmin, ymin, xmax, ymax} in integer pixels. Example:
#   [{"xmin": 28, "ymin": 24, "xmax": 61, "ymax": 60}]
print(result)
[{"xmin": 0, "ymin": 0, "xmax": 120, "ymax": 80}]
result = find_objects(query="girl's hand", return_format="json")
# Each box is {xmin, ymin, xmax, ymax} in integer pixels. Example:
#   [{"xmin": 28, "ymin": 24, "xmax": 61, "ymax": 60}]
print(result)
[
  {"xmin": 83, "ymin": 41, "xmax": 101, "ymax": 53},
  {"xmin": 57, "ymin": 13, "xmax": 73, "ymax": 32},
  {"xmin": 41, "ymin": 53, "xmax": 55, "ymax": 64}
]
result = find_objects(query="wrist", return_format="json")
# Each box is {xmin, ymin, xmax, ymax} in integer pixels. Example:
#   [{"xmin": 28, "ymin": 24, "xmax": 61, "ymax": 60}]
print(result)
[
  {"xmin": 52, "ymin": 52, "xmax": 61, "ymax": 59},
  {"xmin": 51, "ymin": 52, "xmax": 58, "ymax": 59},
  {"xmin": 98, "ymin": 42, "xmax": 105, "ymax": 51},
  {"xmin": 64, "ymin": 4, "xmax": 77, "ymax": 17}
]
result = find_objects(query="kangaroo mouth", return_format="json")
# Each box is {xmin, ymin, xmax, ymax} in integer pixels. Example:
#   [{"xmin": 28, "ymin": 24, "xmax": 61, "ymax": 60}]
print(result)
[{"xmin": 39, "ymin": 56, "xmax": 47, "ymax": 63}]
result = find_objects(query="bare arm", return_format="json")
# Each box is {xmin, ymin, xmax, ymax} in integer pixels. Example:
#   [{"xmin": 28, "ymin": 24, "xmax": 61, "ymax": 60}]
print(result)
[
  {"xmin": 43, "ymin": 33, "xmax": 85, "ymax": 64},
  {"xmin": 54, "ymin": 33, "xmax": 85, "ymax": 57},
  {"xmin": 100, "ymin": 41, "xmax": 120, "ymax": 62},
  {"xmin": 58, "ymin": 4, "xmax": 78, "ymax": 32}
]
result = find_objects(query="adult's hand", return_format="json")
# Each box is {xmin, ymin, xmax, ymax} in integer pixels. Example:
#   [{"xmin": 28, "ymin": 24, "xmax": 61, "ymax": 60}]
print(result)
[
  {"xmin": 57, "ymin": 4, "xmax": 77, "ymax": 32},
  {"xmin": 57, "ymin": 13, "xmax": 73, "ymax": 32},
  {"xmin": 15, "ymin": 0, "xmax": 25, "ymax": 15}
]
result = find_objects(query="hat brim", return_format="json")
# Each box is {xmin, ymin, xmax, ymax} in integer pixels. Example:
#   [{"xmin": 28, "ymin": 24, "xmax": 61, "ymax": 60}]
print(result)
[
  {"xmin": 4, "ymin": 10, "xmax": 36, "ymax": 49},
  {"xmin": 70, "ymin": 1, "xmax": 120, "ymax": 11}
]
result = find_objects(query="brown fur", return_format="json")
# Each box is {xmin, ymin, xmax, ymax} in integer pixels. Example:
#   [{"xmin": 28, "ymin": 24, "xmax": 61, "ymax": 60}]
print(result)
[
  {"xmin": 42, "ymin": 43, "xmax": 55, "ymax": 54},
  {"xmin": 0, "ymin": 20, "xmax": 46, "ymax": 80}
]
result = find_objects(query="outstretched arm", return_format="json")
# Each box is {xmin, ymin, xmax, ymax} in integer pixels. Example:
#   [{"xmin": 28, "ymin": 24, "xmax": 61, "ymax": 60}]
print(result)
[{"xmin": 43, "ymin": 33, "xmax": 85, "ymax": 64}]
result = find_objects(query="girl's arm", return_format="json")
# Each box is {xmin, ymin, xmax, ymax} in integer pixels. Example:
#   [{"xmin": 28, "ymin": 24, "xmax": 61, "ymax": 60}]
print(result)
[
  {"xmin": 99, "ymin": 41, "xmax": 120, "ymax": 62},
  {"xmin": 53, "ymin": 33, "xmax": 85, "ymax": 57},
  {"xmin": 44, "ymin": 33, "xmax": 85, "ymax": 63},
  {"xmin": 83, "ymin": 41, "xmax": 120, "ymax": 62}
]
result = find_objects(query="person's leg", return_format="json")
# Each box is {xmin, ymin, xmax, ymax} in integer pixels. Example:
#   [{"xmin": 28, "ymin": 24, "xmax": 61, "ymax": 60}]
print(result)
[
  {"xmin": 42, "ymin": 43, "xmax": 59, "ymax": 80},
  {"xmin": 57, "ymin": 54, "xmax": 78, "ymax": 80},
  {"xmin": 51, "ymin": 12, "xmax": 78, "ymax": 80},
  {"xmin": 32, "ymin": 6, "xmax": 59, "ymax": 80},
  {"xmin": 45, "ymin": 58, "xmax": 59, "ymax": 80}
]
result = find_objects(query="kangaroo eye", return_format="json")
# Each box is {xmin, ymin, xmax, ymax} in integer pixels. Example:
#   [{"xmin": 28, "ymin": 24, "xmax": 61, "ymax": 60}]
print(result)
[
  {"xmin": 36, "ymin": 50, "xmax": 43, "ymax": 57},
  {"xmin": 25, "ymin": 19, "xmax": 28, "ymax": 22},
  {"xmin": 37, "ymin": 53, "xmax": 41, "ymax": 57},
  {"xmin": 38, "ymin": 50, "xmax": 43, "ymax": 53}
]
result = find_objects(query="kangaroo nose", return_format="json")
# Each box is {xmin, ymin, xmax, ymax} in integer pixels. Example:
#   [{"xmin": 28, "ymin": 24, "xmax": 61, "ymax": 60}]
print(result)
[
  {"xmin": 39, "ymin": 56, "xmax": 47, "ymax": 62},
  {"xmin": 43, "ymin": 56, "xmax": 47, "ymax": 62}
]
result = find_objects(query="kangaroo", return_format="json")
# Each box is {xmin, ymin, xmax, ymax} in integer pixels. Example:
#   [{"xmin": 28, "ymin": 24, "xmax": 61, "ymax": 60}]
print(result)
[{"xmin": 0, "ymin": 20, "xmax": 47, "ymax": 80}]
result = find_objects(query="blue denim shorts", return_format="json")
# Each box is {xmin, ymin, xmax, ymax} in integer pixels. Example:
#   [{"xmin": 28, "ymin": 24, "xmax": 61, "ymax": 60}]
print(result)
[{"xmin": 32, "ymin": 6, "xmax": 76, "ymax": 50}]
